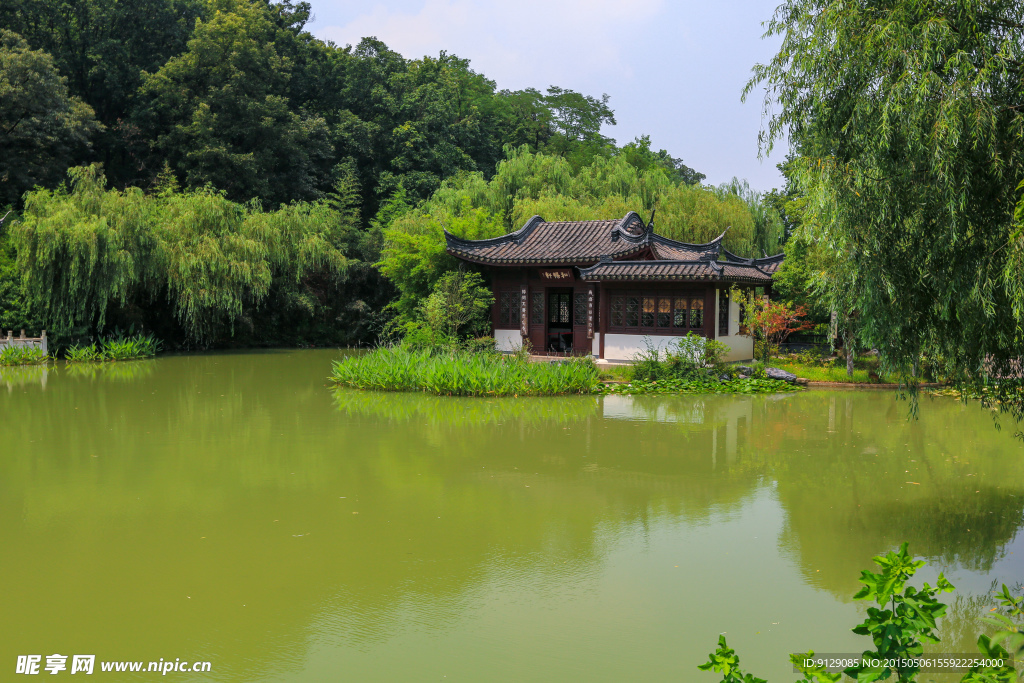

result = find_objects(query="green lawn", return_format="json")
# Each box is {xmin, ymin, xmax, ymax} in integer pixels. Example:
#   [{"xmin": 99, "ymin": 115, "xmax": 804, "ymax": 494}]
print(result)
[{"xmin": 769, "ymin": 355, "xmax": 893, "ymax": 383}]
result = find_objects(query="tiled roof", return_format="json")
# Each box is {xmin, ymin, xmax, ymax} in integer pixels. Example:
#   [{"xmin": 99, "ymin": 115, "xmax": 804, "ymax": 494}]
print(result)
[
  {"xmin": 649, "ymin": 233, "xmax": 723, "ymax": 261},
  {"xmin": 721, "ymin": 249, "xmax": 785, "ymax": 274},
  {"xmin": 579, "ymin": 260, "xmax": 772, "ymax": 284},
  {"xmin": 444, "ymin": 212, "xmax": 649, "ymax": 265},
  {"xmin": 445, "ymin": 211, "xmax": 783, "ymax": 284}
]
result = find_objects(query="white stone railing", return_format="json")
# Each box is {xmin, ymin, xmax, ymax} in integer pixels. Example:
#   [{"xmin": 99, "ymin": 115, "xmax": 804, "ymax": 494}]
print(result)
[{"xmin": 0, "ymin": 330, "xmax": 48, "ymax": 355}]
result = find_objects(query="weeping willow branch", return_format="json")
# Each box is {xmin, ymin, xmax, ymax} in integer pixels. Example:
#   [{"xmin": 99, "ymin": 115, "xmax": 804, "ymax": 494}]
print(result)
[{"xmin": 14, "ymin": 165, "xmax": 352, "ymax": 342}]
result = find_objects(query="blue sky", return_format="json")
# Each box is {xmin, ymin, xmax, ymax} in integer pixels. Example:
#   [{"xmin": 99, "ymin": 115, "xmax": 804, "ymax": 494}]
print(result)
[{"xmin": 305, "ymin": 0, "xmax": 787, "ymax": 192}]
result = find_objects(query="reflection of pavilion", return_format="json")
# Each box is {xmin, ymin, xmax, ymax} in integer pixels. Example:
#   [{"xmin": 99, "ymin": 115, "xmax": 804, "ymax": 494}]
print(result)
[{"xmin": 601, "ymin": 395, "xmax": 752, "ymax": 467}]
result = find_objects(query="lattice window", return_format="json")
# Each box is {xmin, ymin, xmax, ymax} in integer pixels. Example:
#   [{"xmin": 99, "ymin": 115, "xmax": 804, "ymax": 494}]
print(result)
[
  {"xmin": 673, "ymin": 298, "xmax": 687, "ymax": 327},
  {"xmin": 657, "ymin": 298, "xmax": 672, "ymax": 328},
  {"xmin": 531, "ymin": 292, "xmax": 544, "ymax": 326},
  {"xmin": 641, "ymin": 297, "xmax": 656, "ymax": 327},
  {"xmin": 573, "ymin": 293, "xmax": 587, "ymax": 326},
  {"xmin": 689, "ymin": 298, "xmax": 704, "ymax": 328},
  {"xmin": 611, "ymin": 296, "xmax": 624, "ymax": 327},
  {"xmin": 498, "ymin": 291, "xmax": 517, "ymax": 327},
  {"xmin": 625, "ymin": 297, "xmax": 640, "ymax": 327},
  {"xmin": 549, "ymin": 293, "xmax": 570, "ymax": 324},
  {"xmin": 719, "ymin": 289, "xmax": 730, "ymax": 336}
]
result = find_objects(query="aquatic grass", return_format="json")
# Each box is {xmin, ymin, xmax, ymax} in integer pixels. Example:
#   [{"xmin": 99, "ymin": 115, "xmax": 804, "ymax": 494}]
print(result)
[
  {"xmin": 330, "ymin": 346, "xmax": 599, "ymax": 397},
  {"xmin": 597, "ymin": 377, "xmax": 799, "ymax": 395},
  {"xmin": 65, "ymin": 343, "xmax": 101, "ymax": 362},
  {"xmin": 0, "ymin": 345, "xmax": 50, "ymax": 366},
  {"xmin": 99, "ymin": 333, "xmax": 161, "ymax": 361},
  {"xmin": 65, "ymin": 333, "xmax": 162, "ymax": 363}
]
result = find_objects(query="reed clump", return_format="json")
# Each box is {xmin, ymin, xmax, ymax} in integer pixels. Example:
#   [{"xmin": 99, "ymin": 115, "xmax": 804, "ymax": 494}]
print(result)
[
  {"xmin": 0, "ymin": 346, "xmax": 50, "ymax": 366},
  {"xmin": 330, "ymin": 346, "xmax": 599, "ymax": 397},
  {"xmin": 65, "ymin": 333, "xmax": 162, "ymax": 363}
]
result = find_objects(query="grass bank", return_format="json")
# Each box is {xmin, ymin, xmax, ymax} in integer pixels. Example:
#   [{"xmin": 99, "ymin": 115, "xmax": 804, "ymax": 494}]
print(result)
[
  {"xmin": 768, "ymin": 351, "xmax": 897, "ymax": 384},
  {"xmin": 330, "ymin": 346, "xmax": 599, "ymax": 397}
]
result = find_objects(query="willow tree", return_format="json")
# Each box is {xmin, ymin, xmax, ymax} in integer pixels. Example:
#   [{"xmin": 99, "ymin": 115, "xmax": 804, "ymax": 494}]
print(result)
[
  {"xmin": 15, "ymin": 165, "xmax": 350, "ymax": 343},
  {"xmin": 747, "ymin": 0, "xmax": 1024, "ymax": 424}
]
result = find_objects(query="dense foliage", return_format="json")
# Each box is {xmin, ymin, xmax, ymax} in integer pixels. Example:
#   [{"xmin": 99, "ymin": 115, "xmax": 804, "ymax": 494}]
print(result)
[
  {"xmin": 0, "ymin": 0, "xmax": 786, "ymax": 347},
  {"xmin": 0, "ymin": 0, "xmax": 703, "ymax": 213},
  {"xmin": 0, "ymin": 30, "xmax": 101, "ymax": 207},
  {"xmin": 14, "ymin": 165, "xmax": 365, "ymax": 346},
  {"xmin": 746, "ymin": 0, "xmax": 1024, "ymax": 425}
]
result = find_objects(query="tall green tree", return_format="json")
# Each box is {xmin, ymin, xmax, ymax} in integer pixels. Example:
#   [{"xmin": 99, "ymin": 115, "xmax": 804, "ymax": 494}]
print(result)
[
  {"xmin": 0, "ymin": 31, "xmax": 102, "ymax": 207},
  {"xmin": 0, "ymin": 0, "xmax": 204, "ymax": 188},
  {"xmin": 140, "ymin": 0, "xmax": 331, "ymax": 205},
  {"xmin": 746, "ymin": 0, "xmax": 1024, "ymax": 422}
]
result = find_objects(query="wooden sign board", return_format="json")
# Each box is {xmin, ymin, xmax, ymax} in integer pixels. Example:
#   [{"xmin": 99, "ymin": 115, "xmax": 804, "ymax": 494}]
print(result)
[{"xmin": 539, "ymin": 268, "xmax": 574, "ymax": 282}]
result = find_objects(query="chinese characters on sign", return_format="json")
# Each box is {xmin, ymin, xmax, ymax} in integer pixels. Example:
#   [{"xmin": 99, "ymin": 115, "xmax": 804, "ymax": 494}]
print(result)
[
  {"xmin": 587, "ymin": 288, "xmax": 594, "ymax": 339},
  {"xmin": 519, "ymin": 285, "xmax": 528, "ymax": 336},
  {"xmin": 539, "ymin": 269, "xmax": 573, "ymax": 281}
]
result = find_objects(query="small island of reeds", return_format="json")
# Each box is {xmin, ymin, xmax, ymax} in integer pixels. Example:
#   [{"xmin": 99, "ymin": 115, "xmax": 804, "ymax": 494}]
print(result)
[
  {"xmin": 330, "ymin": 346, "xmax": 599, "ymax": 397},
  {"xmin": 65, "ymin": 332, "xmax": 162, "ymax": 363},
  {"xmin": 330, "ymin": 334, "xmax": 805, "ymax": 398}
]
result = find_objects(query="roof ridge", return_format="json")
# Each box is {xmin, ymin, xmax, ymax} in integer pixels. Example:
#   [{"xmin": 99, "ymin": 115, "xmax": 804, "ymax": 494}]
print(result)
[{"xmin": 443, "ymin": 214, "xmax": 544, "ymax": 248}]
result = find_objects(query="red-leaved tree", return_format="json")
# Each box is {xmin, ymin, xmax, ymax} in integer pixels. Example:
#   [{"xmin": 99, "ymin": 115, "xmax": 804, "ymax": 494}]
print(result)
[{"xmin": 742, "ymin": 295, "xmax": 814, "ymax": 362}]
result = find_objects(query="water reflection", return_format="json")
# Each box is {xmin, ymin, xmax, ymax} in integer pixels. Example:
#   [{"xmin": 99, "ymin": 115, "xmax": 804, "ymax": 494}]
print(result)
[
  {"xmin": 63, "ymin": 360, "xmax": 156, "ymax": 382},
  {"xmin": 0, "ymin": 363, "xmax": 49, "ymax": 390},
  {"xmin": 0, "ymin": 351, "xmax": 1021, "ymax": 682}
]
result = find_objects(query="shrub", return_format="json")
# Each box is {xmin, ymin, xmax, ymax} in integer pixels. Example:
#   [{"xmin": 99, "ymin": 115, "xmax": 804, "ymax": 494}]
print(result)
[
  {"xmin": 631, "ymin": 333, "xmax": 731, "ymax": 382},
  {"xmin": 741, "ymin": 293, "xmax": 814, "ymax": 363},
  {"xmin": 417, "ymin": 270, "xmax": 494, "ymax": 340}
]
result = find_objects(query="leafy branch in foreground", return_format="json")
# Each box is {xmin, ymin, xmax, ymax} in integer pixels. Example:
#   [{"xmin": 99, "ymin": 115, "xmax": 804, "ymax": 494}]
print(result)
[{"xmin": 700, "ymin": 544, "xmax": 1022, "ymax": 682}]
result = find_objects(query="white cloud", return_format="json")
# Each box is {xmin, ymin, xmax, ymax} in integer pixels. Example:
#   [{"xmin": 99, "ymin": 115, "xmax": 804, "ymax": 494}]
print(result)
[{"xmin": 315, "ymin": 0, "xmax": 665, "ymax": 90}]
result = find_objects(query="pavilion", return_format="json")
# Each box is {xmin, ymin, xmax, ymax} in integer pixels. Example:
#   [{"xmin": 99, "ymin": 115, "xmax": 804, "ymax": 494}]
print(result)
[{"xmin": 445, "ymin": 211, "xmax": 783, "ymax": 361}]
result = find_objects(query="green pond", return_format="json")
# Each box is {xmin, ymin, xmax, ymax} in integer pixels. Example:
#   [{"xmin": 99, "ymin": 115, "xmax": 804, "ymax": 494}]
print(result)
[{"xmin": 1, "ymin": 350, "xmax": 1022, "ymax": 682}]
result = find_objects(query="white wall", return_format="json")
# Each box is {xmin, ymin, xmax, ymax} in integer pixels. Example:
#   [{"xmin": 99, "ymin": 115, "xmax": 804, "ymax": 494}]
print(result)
[
  {"xmin": 592, "ymin": 333, "xmax": 601, "ymax": 357},
  {"xmin": 494, "ymin": 329, "xmax": 523, "ymax": 352},
  {"xmin": 714, "ymin": 290, "xmax": 754, "ymax": 362},
  {"xmin": 602, "ymin": 333, "xmax": 681, "ymax": 362}
]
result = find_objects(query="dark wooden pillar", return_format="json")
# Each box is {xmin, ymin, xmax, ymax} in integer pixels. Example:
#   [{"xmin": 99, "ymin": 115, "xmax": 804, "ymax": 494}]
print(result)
[
  {"xmin": 598, "ymin": 282, "xmax": 608, "ymax": 359},
  {"xmin": 520, "ymin": 269, "xmax": 529, "ymax": 341},
  {"xmin": 704, "ymin": 287, "xmax": 717, "ymax": 340}
]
